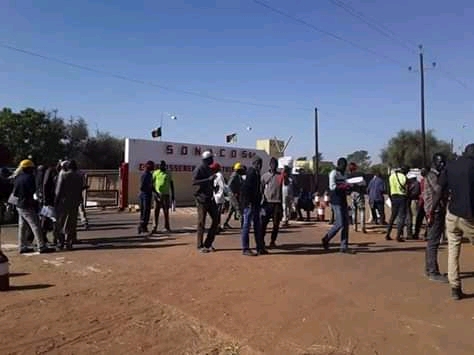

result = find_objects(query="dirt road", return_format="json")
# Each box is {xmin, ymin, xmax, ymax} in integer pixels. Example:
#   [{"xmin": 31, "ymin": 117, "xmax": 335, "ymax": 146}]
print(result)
[{"xmin": 1, "ymin": 210, "xmax": 473, "ymax": 354}]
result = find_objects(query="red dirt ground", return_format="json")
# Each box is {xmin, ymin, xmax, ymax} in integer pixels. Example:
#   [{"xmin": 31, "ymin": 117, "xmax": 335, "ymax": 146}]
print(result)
[{"xmin": 1, "ymin": 210, "xmax": 473, "ymax": 355}]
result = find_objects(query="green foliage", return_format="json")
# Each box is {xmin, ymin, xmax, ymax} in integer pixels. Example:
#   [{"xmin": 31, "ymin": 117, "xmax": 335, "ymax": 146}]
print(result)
[
  {"xmin": 346, "ymin": 150, "xmax": 371, "ymax": 172},
  {"xmin": 381, "ymin": 129, "xmax": 453, "ymax": 168},
  {"xmin": 0, "ymin": 107, "xmax": 124, "ymax": 169},
  {"xmin": 319, "ymin": 161, "xmax": 335, "ymax": 175}
]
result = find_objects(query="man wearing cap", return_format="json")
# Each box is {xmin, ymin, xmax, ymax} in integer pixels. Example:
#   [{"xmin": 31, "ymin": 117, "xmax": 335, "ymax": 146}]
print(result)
[
  {"xmin": 223, "ymin": 162, "xmax": 244, "ymax": 228},
  {"xmin": 13, "ymin": 159, "xmax": 52, "ymax": 253},
  {"xmin": 432, "ymin": 144, "xmax": 474, "ymax": 300},
  {"xmin": 152, "ymin": 160, "xmax": 175, "ymax": 233},
  {"xmin": 192, "ymin": 151, "xmax": 219, "ymax": 252}
]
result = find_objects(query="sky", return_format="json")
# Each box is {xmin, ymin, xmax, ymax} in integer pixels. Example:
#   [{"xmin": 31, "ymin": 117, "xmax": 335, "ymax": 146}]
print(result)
[{"xmin": 1, "ymin": 0, "xmax": 473, "ymax": 163}]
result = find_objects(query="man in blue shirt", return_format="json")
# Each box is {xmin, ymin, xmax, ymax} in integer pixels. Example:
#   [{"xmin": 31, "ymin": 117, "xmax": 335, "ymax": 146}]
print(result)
[
  {"xmin": 138, "ymin": 160, "xmax": 154, "ymax": 234},
  {"xmin": 367, "ymin": 170, "xmax": 386, "ymax": 225}
]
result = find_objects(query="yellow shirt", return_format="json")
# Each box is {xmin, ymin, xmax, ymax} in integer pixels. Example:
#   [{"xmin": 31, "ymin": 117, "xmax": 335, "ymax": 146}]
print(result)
[
  {"xmin": 389, "ymin": 172, "xmax": 407, "ymax": 196},
  {"xmin": 152, "ymin": 170, "xmax": 173, "ymax": 195}
]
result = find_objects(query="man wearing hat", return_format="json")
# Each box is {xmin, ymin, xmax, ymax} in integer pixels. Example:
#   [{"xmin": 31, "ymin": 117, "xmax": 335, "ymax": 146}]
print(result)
[
  {"xmin": 192, "ymin": 151, "xmax": 219, "ymax": 252},
  {"xmin": 13, "ymin": 159, "xmax": 52, "ymax": 253}
]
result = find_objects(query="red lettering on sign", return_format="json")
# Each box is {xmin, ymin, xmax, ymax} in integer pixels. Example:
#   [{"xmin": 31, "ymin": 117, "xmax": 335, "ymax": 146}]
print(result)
[
  {"xmin": 219, "ymin": 148, "xmax": 225, "ymax": 157},
  {"xmin": 166, "ymin": 145, "xmax": 173, "ymax": 154},
  {"xmin": 194, "ymin": 147, "xmax": 201, "ymax": 156},
  {"xmin": 180, "ymin": 146, "xmax": 188, "ymax": 155}
]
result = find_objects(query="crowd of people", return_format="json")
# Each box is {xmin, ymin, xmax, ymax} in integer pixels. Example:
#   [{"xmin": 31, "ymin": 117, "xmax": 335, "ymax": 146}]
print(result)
[
  {"xmin": 2, "ymin": 159, "xmax": 89, "ymax": 253},
  {"xmin": 137, "ymin": 146, "xmax": 473, "ymax": 301}
]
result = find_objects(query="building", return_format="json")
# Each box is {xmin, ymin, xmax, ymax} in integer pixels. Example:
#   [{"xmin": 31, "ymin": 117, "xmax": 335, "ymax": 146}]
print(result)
[
  {"xmin": 124, "ymin": 138, "xmax": 271, "ymax": 206},
  {"xmin": 256, "ymin": 139, "xmax": 285, "ymax": 158}
]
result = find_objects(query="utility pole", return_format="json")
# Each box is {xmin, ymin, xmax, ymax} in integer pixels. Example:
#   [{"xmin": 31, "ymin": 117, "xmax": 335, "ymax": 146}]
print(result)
[
  {"xmin": 314, "ymin": 107, "xmax": 319, "ymax": 188},
  {"xmin": 409, "ymin": 45, "xmax": 436, "ymax": 168}
]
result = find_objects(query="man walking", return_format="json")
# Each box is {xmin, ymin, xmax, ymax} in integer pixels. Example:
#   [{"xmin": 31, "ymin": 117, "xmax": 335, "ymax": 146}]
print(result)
[
  {"xmin": 137, "ymin": 160, "xmax": 154, "ymax": 235},
  {"xmin": 423, "ymin": 153, "xmax": 448, "ymax": 283},
  {"xmin": 152, "ymin": 160, "xmax": 175, "ymax": 233},
  {"xmin": 223, "ymin": 162, "xmax": 244, "ymax": 228},
  {"xmin": 432, "ymin": 144, "xmax": 474, "ymax": 300},
  {"xmin": 54, "ymin": 160, "xmax": 84, "ymax": 249},
  {"xmin": 385, "ymin": 166, "xmax": 409, "ymax": 242},
  {"xmin": 240, "ymin": 156, "xmax": 266, "ymax": 256},
  {"xmin": 281, "ymin": 165, "xmax": 295, "ymax": 226},
  {"xmin": 321, "ymin": 158, "xmax": 353, "ymax": 253},
  {"xmin": 261, "ymin": 157, "xmax": 283, "ymax": 248},
  {"xmin": 192, "ymin": 151, "xmax": 219, "ymax": 253}
]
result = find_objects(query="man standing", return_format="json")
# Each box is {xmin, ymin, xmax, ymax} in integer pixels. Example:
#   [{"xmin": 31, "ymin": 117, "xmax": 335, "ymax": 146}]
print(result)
[
  {"xmin": 152, "ymin": 160, "xmax": 175, "ymax": 233},
  {"xmin": 347, "ymin": 162, "xmax": 367, "ymax": 233},
  {"xmin": 281, "ymin": 165, "xmax": 294, "ymax": 226},
  {"xmin": 54, "ymin": 160, "xmax": 84, "ymax": 249},
  {"xmin": 432, "ymin": 144, "xmax": 474, "ymax": 300},
  {"xmin": 210, "ymin": 162, "xmax": 226, "ymax": 233},
  {"xmin": 240, "ymin": 156, "xmax": 266, "ymax": 256},
  {"xmin": 137, "ymin": 160, "xmax": 154, "ymax": 235},
  {"xmin": 261, "ymin": 157, "xmax": 283, "ymax": 248},
  {"xmin": 423, "ymin": 153, "xmax": 448, "ymax": 283},
  {"xmin": 192, "ymin": 151, "xmax": 219, "ymax": 253},
  {"xmin": 14, "ymin": 159, "xmax": 52, "ymax": 253},
  {"xmin": 367, "ymin": 169, "xmax": 386, "ymax": 225},
  {"xmin": 385, "ymin": 166, "xmax": 409, "ymax": 242},
  {"xmin": 321, "ymin": 158, "xmax": 353, "ymax": 253},
  {"xmin": 414, "ymin": 168, "xmax": 428, "ymax": 240}
]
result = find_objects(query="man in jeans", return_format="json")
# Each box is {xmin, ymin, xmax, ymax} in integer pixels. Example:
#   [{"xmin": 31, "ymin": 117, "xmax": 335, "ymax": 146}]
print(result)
[
  {"xmin": 321, "ymin": 158, "xmax": 353, "ymax": 253},
  {"xmin": 240, "ymin": 156, "xmax": 266, "ymax": 256},
  {"xmin": 367, "ymin": 169, "xmax": 386, "ymax": 225},
  {"xmin": 137, "ymin": 160, "xmax": 154, "ymax": 234},
  {"xmin": 261, "ymin": 157, "xmax": 283, "ymax": 248},
  {"xmin": 423, "ymin": 153, "xmax": 448, "ymax": 283},
  {"xmin": 192, "ymin": 151, "xmax": 219, "ymax": 253},
  {"xmin": 432, "ymin": 144, "xmax": 474, "ymax": 300},
  {"xmin": 385, "ymin": 166, "xmax": 409, "ymax": 242},
  {"xmin": 13, "ymin": 159, "xmax": 52, "ymax": 254}
]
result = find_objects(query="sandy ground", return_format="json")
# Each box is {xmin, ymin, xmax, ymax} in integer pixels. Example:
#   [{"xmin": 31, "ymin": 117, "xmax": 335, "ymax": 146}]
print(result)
[{"xmin": 0, "ymin": 209, "xmax": 473, "ymax": 355}]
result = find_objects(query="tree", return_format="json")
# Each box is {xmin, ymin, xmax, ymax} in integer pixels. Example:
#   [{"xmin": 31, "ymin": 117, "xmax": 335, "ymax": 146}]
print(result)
[
  {"xmin": 62, "ymin": 116, "xmax": 89, "ymax": 159},
  {"xmin": 0, "ymin": 107, "xmax": 66, "ymax": 164},
  {"xmin": 346, "ymin": 150, "xmax": 371, "ymax": 172},
  {"xmin": 319, "ymin": 161, "xmax": 335, "ymax": 175},
  {"xmin": 77, "ymin": 131, "xmax": 124, "ymax": 169},
  {"xmin": 381, "ymin": 129, "xmax": 453, "ymax": 168}
]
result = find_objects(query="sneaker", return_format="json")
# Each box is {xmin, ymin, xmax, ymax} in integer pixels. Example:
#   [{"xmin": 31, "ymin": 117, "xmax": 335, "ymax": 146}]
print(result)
[
  {"xmin": 321, "ymin": 237, "xmax": 330, "ymax": 251},
  {"xmin": 19, "ymin": 247, "xmax": 34, "ymax": 254},
  {"xmin": 242, "ymin": 249, "xmax": 257, "ymax": 256},
  {"xmin": 451, "ymin": 287, "xmax": 465, "ymax": 301},
  {"xmin": 268, "ymin": 241, "xmax": 277, "ymax": 249},
  {"xmin": 428, "ymin": 273, "xmax": 448, "ymax": 283},
  {"xmin": 257, "ymin": 249, "xmax": 269, "ymax": 255},
  {"xmin": 39, "ymin": 246, "xmax": 55, "ymax": 254},
  {"xmin": 200, "ymin": 247, "xmax": 211, "ymax": 253},
  {"xmin": 385, "ymin": 235, "xmax": 393, "ymax": 241}
]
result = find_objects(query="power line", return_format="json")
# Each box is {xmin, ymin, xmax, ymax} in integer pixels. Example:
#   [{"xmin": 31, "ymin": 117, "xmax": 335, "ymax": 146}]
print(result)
[
  {"xmin": 328, "ymin": 0, "xmax": 418, "ymax": 54},
  {"xmin": 252, "ymin": 0, "xmax": 408, "ymax": 69},
  {"xmin": 0, "ymin": 42, "xmax": 309, "ymax": 111},
  {"xmin": 327, "ymin": 0, "xmax": 469, "ymax": 89}
]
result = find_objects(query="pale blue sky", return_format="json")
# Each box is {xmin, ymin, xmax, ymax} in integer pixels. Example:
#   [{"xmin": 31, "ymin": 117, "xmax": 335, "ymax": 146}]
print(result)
[{"xmin": 1, "ymin": 0, "xmax": 473, "ymax": 163}]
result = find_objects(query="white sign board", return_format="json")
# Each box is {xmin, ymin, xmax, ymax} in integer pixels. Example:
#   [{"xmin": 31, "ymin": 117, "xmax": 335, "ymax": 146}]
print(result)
[{"xmin": 125, "ymin": 138, "xmax": 271, "ymax": 173}]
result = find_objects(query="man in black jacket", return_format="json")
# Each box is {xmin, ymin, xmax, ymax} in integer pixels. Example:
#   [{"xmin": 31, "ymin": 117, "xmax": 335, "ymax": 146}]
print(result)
[
  {"xmin": 432, "ymin": 144, "xmax": 474, "ymax": 300},
  {"xmin": 240, "ymin": 155, "xmax": 266, "ymax": 256},
  {"xmin": 14, "ymin": 159, "xmax": 52, "ymax": 254},
  {"xmin": 192, "ymin": 151, "xmax": 219, "ymax": 253}
]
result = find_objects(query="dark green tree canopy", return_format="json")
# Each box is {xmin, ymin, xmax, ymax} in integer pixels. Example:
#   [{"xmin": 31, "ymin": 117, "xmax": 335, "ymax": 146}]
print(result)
[
  {"xmin": 346, "ymin": 150, "xmax": 371, "ymax": 172},
  {"xmin": 380, "ymin": 129, "xmax": 453, "ymax": 169}
]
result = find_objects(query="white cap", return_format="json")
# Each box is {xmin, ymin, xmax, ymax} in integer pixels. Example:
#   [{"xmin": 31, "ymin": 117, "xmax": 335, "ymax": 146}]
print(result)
[{"xmin": 201, "ymin": 151, "xmax": 213, "ymax": 159}]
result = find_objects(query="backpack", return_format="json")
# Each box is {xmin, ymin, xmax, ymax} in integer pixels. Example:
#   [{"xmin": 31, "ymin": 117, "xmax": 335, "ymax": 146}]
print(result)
[{"xmin": 407, "ymin": 179, "xmax": 421, "ymax": 200}]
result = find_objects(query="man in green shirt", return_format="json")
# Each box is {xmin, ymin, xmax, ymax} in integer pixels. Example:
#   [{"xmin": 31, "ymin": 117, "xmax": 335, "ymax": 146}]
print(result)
[
  {"xmin": 152, "ymin": 160, "xmax": 175, "ymax": 233},
  {"xmin": 385, "ymin": 166, "xmax": 409, "ymax": 242}
]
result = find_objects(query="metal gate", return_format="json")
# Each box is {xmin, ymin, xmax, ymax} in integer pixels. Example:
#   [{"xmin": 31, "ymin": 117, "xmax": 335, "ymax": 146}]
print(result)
[{"xmin": 83, "ymin": 170, "xmax": 120, "ymax": 209}]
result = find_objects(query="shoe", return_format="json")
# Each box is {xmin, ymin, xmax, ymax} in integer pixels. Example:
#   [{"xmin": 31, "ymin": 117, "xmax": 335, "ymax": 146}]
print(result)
[
  {"xmin": 39, "ymin": 246, "xmax": 55, "ymax": 254},
  {"xmin": 268, "ymin": 241, "xmax": 277, "ymax": 249},
  {"xmin": 385, "ymin": 235, "xmax": 393, "ymax": 241},
  {"xmin": 396, "ymin": 237, "xmax": 405, "ymax": 242},
  {"xmin": 151, "ymin": 227, "xmax": 158, "ymax": 234},
  {"xmin": 257, "ymin": 249, "xmax": 269, "ymax": 255},
  {"xmin": 137, "ymin": 226, "xmax": 143, "ymax": 234},
  {"xmin": 19, "ymin": 247, "xmax": 35, "ymax": 254},
  {"xmin": 242, "ymin": 249, "xmax": 257, "ymax": 256},
  {"xmin": 428, "ymin": 273, "xmax": 448, "ymax": 283},
  {"xmin": 451, "ymin": 287, "xmax": 465, "ymax": 300},
  {"xmin": 200, "ymin": 247, "xmax": 211, "ymax": 253},
  {"xmin": 321, "ymin": 237, "xmax": 330, "ymax": 251},
  {"xmin": 223, "ymin": 223, "xmax": 232, "ymax": 229}
]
